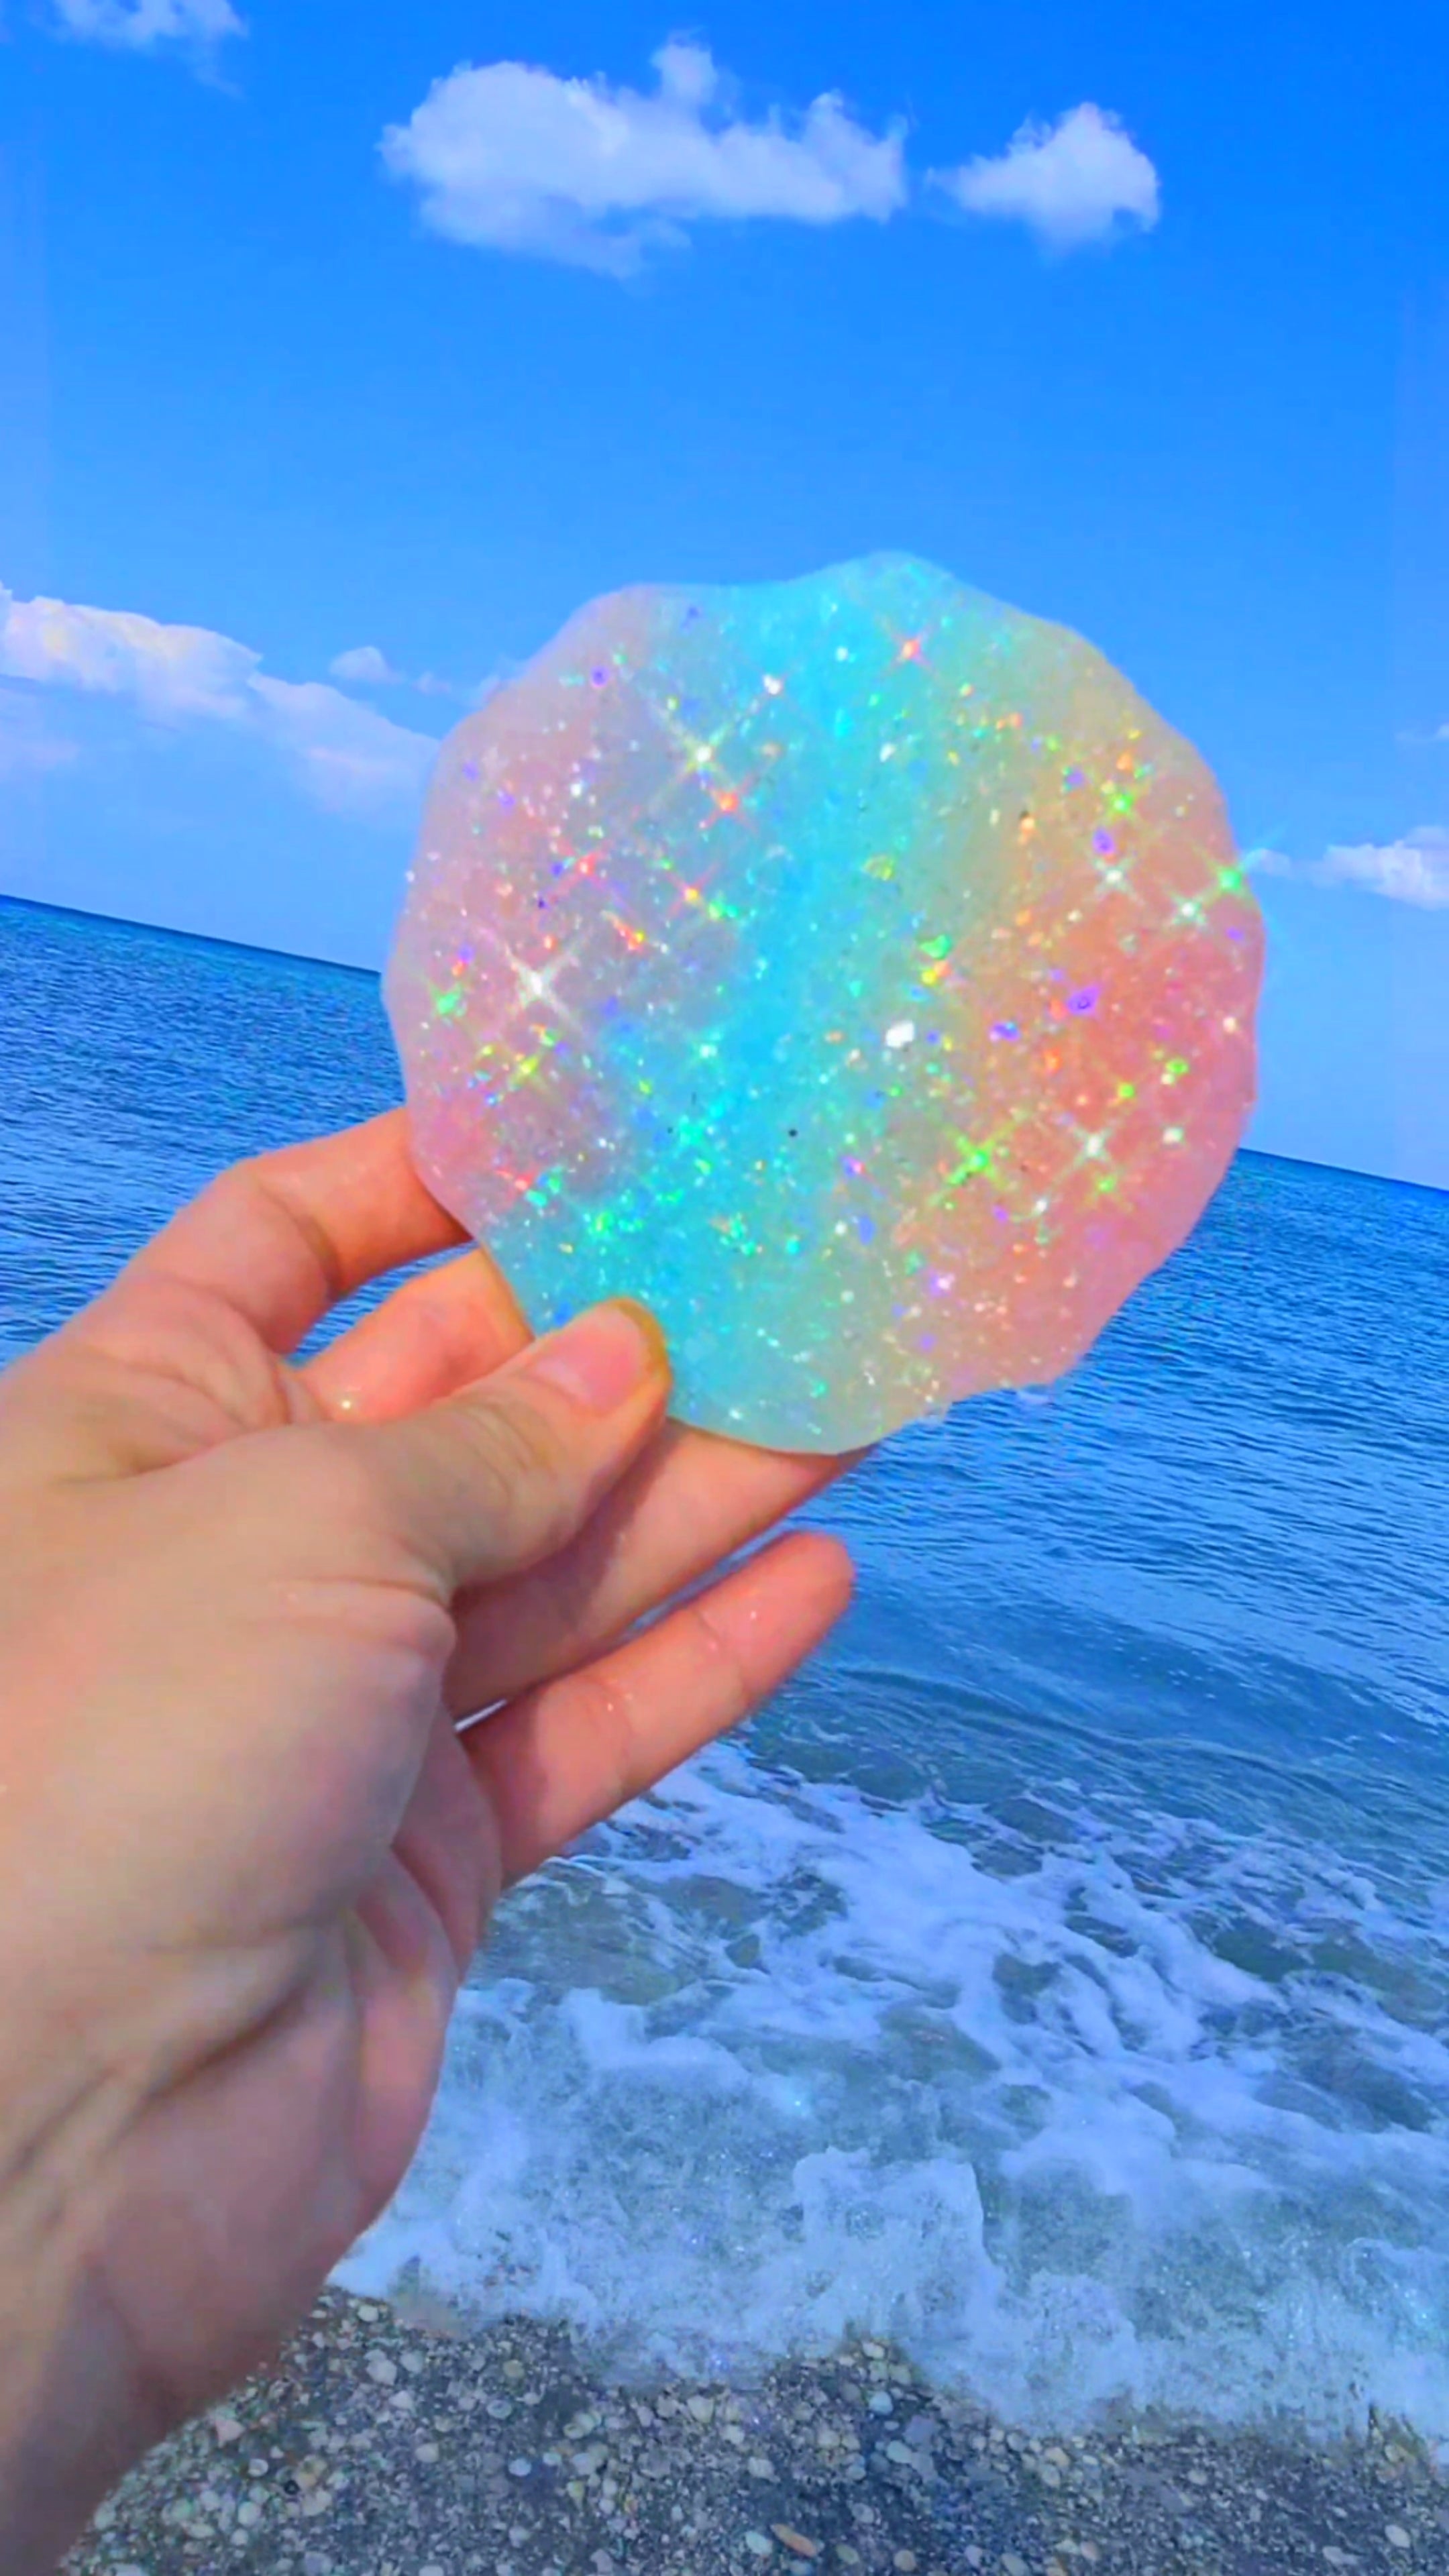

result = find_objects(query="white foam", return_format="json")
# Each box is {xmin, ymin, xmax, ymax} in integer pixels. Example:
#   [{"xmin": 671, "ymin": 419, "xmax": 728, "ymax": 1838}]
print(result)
[{"xmin": 337, "ymin": 1744, "xmax": 1449, "ymax": 2442}]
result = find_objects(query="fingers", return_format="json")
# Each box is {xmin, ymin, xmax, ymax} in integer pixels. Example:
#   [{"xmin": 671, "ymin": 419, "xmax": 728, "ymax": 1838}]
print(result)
[
  {"xmin": 121, "ymin": 1110, "xmax": 464, "ymax": 1355},
  {"xmin": 460, "ymin": 1530, "xmax": 853, "ymax": 1888},
  {"xmin": 350, "ymin": 1298, "xmax": 672, "ymax": 1595},
  {"xmin": 303, "ymin": 1243, "xmax": 531, "ymax": 1424},
  {"xmin": 445, "ymin": 1424, "xmax": 848, "ymax": 1717}
]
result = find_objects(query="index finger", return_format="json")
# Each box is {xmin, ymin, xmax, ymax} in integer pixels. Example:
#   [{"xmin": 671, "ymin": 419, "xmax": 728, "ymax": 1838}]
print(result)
[{"xmin": 123, "ymin": 1109, "xmax": 466, "ymax": 1353}]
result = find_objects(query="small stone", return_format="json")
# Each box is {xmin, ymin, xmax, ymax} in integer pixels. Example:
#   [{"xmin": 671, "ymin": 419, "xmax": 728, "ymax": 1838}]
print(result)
[
  {"xmin": 357, "ymin": 2302, "xmax": 381, "ymax": 2320},
  {"xmin": 502, "ymin": 2357, "xmax": 525, "ymax": 2380},
  {"xmin": 861, "ymin": 2343, "xmax": 885, "ymax": 2361},
  {"xmin": 415, "ymin": 2440, "xmax": 441, "ymax": 2464},
  {"xmin": 771, "ymin": 2530, "xmax": 822, "ymax": 2560},
  {"xmin": 836, "ymin": 2551, "xmax": 861, "ymax": 2567},
  {"xmin": 1002, "ymin": 2559, "xmax": 1029, "ymax": 2576},
  {"xmin": 419, "ymin": 2567, "xmax": 445, "ymax": 2575},
  {"xmin": 688, "ymin": 2395, "xmax": 716, "ymax": 2424},
  {"xmin": 1385, "ymin": 2530, "xmax": 1412, "ymax": 2553},
  {"xmin": 893, "ymin": 2555, "xmax": 918, "ymax": 2572},
  {"xmin": 402, "ymin": 2349, "xmax": 426, "ymax": 2375},
  {"xmin": 1039, "ymin": 2463, "xmax": 1062, "ymax": 2488},
  {"xmin": 748, "ymin": 2455, "xmax": 776, "ymax": 2479},
  {"xmin": 236, "ymin": 2502, "xmax": 262, "ymax": 2530},
  {"xmin": 211, "ymin": 2412, "xmax": 245, "ymax": 2445},
  {"xmin": 366, "ymin": 2353, "xmax": 398, "ymax": 2387},
  {"xmin": 963, "ymin": 2555, "xmax": 983, "ymax": 2573},
  {"xmin": 508, "ymin": 2457, "xmax": 534, "ymax": 2479},
  {"xmin": 884, "ymin": 2442, "xmax": 915, "ymax": 2468},
  {"xmin": 486, "ymin": 2397, "xmax": 515, "ymax": 2420},
  {"xmin": 868, "ymin": 2393, "xmax": 895, "ymax": 2416},
  {"xmin": 745, "ymin": 2535, "xmax": 775, "ymax": 2560},
  {"xmin": 567, "ymin": 2411, "xmax": 600, "ymax": 2438}
]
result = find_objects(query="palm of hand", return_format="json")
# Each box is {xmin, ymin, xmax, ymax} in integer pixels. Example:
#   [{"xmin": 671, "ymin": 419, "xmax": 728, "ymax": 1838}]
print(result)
[{"xmin": 0, "ymin": 1114, "xmax": 849, "ymax": 2516}]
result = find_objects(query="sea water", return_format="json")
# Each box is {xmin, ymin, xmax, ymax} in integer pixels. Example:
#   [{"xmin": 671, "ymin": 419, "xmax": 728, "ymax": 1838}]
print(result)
[{"xmin": 5, "ymin": 895, "xmax": 1449, "ymax": 2445}]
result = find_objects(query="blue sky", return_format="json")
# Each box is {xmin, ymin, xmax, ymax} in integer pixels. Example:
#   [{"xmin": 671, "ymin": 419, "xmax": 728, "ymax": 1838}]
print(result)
[{"xmin": 1, "ymin": 0, "xmax": 1446, "ymax": 1182}]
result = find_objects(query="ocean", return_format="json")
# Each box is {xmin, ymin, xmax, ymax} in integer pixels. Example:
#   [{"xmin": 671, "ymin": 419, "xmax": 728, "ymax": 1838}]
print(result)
[{"xmin": 4, "ymin": 894, "xmax": 1449, "ymax": 2453}]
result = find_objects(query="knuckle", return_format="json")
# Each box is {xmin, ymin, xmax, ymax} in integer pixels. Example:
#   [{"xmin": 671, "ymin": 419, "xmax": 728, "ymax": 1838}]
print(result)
[
  {"xmin": 684, "ymin": 1593, "xmax": 756, "ymax": 1731},
  {"xmin": 205, "ymin": 1158, "xmax": 346, "ymax": 1311},
  {"xmin": 561, "ymin": 1662, "xmax": 641, "ymax": 1817},
  {"xmin": 456, "ymin": 1393, "xmax": 576, "ymax": 1549}
]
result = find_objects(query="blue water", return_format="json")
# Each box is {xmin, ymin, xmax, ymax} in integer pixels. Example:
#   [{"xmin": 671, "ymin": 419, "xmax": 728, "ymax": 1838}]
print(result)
[{"xmin": 5, "ymin": 894, "xmax": 1449, "ymax": 2444}]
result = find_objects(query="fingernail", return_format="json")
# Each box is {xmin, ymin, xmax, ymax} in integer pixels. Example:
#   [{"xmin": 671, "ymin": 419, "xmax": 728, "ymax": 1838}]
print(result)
[{"xmin": 521, "ymin": 1299, "xmax": 668, "ymax": 1414}]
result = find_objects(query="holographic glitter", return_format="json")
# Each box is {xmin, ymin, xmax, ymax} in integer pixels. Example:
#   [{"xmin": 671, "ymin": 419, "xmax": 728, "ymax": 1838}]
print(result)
[{"xmin": 386, "ymin": 553, "xmax": 1263, "ymax": 1451}]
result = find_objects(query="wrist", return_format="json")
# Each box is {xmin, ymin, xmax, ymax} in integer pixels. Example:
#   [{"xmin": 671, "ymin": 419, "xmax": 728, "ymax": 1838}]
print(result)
[{"xmin": 0, "ymin": 2002, "xmax": 150, "ymax": 2569}]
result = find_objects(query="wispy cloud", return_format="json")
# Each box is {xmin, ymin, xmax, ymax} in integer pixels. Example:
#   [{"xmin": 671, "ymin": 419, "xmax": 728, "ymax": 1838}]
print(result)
[
  {"xmin": 382, "ymin": 38, "xmax": 908, "ymax": 276},
  {"xmin": 46, "ymin": 0, "xmax": 244, "ymax": 50},
  {"xmin": 329, "ymin": 643, "xmax": 477, "ymax": 704},
  {"xmin": 1250, "ymin": 828, "xmax": 1449, "ymax": 909},
  {"xmin": 0, "ymin": 586, "xmax": 435, "ymax": 818},
  {"xmin": 329, "ymin": 644, "xmax": 406, "ymax": 689},
  {"xmin": 936, "ymin": 103, "xmax": 1160, "ymax": 252}
]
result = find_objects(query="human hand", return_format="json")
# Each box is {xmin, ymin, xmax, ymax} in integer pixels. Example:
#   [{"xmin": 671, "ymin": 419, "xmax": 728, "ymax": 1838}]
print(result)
[{"xmin": 0, "ymin": 1112, "xmax": 851, "ymax": 2569}]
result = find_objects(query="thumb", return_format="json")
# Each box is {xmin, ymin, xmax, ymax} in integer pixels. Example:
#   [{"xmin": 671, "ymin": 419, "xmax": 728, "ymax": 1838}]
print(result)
[{"xmin": 349, "ymin": 1297, "xmax": 672, "ymax": 1594}]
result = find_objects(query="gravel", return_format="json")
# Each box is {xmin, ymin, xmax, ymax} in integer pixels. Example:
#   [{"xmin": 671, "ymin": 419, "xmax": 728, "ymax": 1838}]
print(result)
[{"xmin": 60, "ymin": 2286, "xmax": 1449, "ymax": 2576}]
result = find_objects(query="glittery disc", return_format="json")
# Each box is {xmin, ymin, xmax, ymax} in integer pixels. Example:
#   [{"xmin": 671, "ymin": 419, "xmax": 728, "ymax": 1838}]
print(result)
[{"xmin": 386, "ymin": 553, "xmax": 1263, "ymax": 1451}]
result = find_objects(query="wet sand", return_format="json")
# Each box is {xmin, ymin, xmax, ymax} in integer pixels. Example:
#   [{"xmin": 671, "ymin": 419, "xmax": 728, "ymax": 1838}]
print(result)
[{"xmin": 64, "ymin": 2287, "xmax": 1448, "ymax": 2576}]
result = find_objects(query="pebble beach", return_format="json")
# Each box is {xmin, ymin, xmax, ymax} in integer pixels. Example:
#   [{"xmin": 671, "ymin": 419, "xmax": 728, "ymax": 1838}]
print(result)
[{"xmin": 64, "ymin": 2288, "xmax": 1449, "ymax": 2576}]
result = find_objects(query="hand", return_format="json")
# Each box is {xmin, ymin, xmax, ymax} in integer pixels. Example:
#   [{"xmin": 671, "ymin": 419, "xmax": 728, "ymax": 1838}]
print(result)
[{"xmin": 0, "ymin": 1112, "xmax": 851, "ymax": 2569}]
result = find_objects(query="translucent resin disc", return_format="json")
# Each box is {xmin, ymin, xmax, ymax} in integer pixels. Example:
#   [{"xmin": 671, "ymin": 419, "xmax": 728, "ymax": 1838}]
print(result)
[{"xmin": 387, "ymin": 553, "xmax": 1262, "ymax": 1450}]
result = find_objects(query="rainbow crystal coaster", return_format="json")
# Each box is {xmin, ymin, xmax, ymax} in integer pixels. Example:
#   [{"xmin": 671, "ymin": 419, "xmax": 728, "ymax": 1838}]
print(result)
[{"xmin": 387, "ymin": 553, "xmax": 1262, "ymax": 1450}]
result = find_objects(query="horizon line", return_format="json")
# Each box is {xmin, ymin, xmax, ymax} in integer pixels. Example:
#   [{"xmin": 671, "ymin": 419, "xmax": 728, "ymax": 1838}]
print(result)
[{"xmin": 3, "ymin": 887, "xmax": 1439, "ymax": 1201}]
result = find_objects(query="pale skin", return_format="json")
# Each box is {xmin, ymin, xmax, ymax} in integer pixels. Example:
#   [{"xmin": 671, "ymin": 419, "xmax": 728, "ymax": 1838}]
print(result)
[{"xmin": 0, "ymin": 1111, "xmax": 853, "ymax": 2571}]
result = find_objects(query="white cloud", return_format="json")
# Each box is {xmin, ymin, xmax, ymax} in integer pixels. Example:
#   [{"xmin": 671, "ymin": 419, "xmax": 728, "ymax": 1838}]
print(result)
[
  {"xmin": 381, "ymin": 37, "xmax": 907, "ymax": 275},
  {"xmin": 329, "ymin": 643, "xmax": 406, "ymax": 688},
  {"xmin": 0, "ymin": 585, "xmax": 435, "ymax": 819},
  {"xmin": 937, "ymin": 103, "xmax": 1159, "ymax": 252},
  {"xmin": 47, "ymin": 0, "xmax": 244, "ymax": 48},
  {"xmin": 248, "ymin": 675, "xmax": 435, "ymax": 817},
  {"xmin": 1, "ymin": 588, "xmax": 256, "ymax": 720},
  {"xmin": 329, "ymin": 643, "xmax": 479, "ymax": 706},
  {"xmin": 1250, "ymin": 828, "xmax": 1449, "ymax": 909}
]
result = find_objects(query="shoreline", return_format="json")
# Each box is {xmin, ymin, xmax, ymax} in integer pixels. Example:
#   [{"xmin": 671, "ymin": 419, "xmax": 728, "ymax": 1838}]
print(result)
[{"xmin": 65, "ymin": 2288, "xmax": 1448, "ymax": 2576}]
